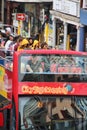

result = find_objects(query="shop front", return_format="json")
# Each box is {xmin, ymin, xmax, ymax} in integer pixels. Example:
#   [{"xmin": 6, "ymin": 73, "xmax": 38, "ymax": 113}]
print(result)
[
  {"xmin": 6, "ymin": 0, "xmax": 52, "ymax": 40},
  {"xmin": 80, "ymin": 9, "xmax": 87, "ymax": 52},
  {"xmin": 50, "ymin": 0, "xmax": 84, "ymax": 51}
]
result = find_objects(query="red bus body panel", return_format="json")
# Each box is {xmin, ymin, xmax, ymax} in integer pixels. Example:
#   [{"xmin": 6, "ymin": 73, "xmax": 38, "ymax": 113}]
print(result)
[
  {"xmin": 0, "ymin": 112, "xmax": 4, "ymax": 127},
  {"xmin": 18, "ymin": 82, "xmax": 87, "ymax": 96},
  {"xmin": 12, "ymin": 50, "xmax": 87, "ymax": 130}
]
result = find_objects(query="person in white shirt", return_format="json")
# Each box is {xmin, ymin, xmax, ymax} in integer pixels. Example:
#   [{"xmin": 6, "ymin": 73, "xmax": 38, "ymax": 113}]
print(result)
[{"xmin": 5, "ymin": 34, "xmax": 14, "ymax": 56}]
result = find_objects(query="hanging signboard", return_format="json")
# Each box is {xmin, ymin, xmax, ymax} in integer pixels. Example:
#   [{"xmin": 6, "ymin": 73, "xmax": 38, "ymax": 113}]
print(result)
[
  {"xmin": 16, "ymin": 13, "xmax": 26, "ymax": 21},
  {"xmin": 53, "ymin": 0, "xmax": 80, "ymax": 17}
]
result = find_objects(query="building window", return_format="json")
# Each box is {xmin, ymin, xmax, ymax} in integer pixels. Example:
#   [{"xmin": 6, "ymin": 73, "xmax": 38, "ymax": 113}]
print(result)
[{"xmin": 83, "ymin": 0, "xmax": 87, "ymax": 8}]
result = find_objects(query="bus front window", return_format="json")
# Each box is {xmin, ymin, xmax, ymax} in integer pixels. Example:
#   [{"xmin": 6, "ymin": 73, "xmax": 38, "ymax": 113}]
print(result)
[{"xmin": 19, "ymin": 96, "xmax": 87, "ymax": 130}]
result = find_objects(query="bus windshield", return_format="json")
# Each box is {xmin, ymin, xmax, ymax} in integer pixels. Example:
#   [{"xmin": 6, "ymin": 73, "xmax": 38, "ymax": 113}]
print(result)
[
  {"xmin": 19, "ymin": 95, "xmax": 87, "ymax": 130},
  {"xmin": 19, "ymin": 54, "xmax": 87, "ymax": 82}
]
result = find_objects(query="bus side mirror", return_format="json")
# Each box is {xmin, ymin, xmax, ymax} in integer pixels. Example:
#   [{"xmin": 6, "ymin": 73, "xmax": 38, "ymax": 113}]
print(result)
[{"xmin": 0, "ymin": 112, "xmax": 4, "ymax": 127}]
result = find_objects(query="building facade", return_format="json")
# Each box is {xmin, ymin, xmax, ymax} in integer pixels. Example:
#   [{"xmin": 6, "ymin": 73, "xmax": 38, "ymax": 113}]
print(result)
[
  {"xmin": 0, "ymin": 0, "xmax": 5, "ymax": 24},
  {"xmin": 4, "ymin": 0, "xmax": 52, "ymax": 43},
  {"xmin": 80, "ymin": 0, "xmax": 87, "ymax": 51},
  {"xmin": 50, "ymin": 0, "xmax": 87, "ymax": 51},
  {"xmin": 1, "ymin": 0, "xmax": 87, "ymax": 50}
]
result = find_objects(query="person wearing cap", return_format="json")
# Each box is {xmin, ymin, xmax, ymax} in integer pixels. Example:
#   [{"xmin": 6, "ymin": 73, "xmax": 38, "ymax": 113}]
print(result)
[
  {"xmin": 5, "ymin": 27, "xmax": 12, "ymax": 35},
  {"xmin": 4, "ymin": 27, "xmax": 12, "ymax": 45}
]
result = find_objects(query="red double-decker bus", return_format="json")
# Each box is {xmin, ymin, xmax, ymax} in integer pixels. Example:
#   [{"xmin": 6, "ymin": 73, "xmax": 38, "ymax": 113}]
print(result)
[{"xmin": 1, "ymin": 49, "xmax": 87, "ymax": 130}]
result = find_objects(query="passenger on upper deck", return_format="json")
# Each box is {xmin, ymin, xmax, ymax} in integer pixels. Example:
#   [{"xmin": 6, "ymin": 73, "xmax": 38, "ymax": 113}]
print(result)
[
  {"xmin": 0, "ymin": 30, "xmax": 6, "ymax": 48},
  {"xmin": 5, "ymin": 34, "xmax": 15, "ymax": 56},
  {"xmin": 26, "ymin": 55, "xmax": 43, "ymax": 72},
  {"xmin": 40, "ymin": 42, "xmax": 48, "ymax": 49},
  {"xmin": 41, "ymin": 55, "xmax": 50, "ymax": 72},
  {"xmin": 4, "ymin": 27, "xmax": 12, "ymax": 45}
]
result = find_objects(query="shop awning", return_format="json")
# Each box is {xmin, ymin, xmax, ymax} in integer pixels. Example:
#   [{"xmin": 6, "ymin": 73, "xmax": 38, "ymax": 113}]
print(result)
[
  {"xmin": 0, "ymin": 95, "xmax": 11, "ymax": 111},
  {"xmin": 7, "ymin": 0, "xmax": 52, "ymax": 2}
]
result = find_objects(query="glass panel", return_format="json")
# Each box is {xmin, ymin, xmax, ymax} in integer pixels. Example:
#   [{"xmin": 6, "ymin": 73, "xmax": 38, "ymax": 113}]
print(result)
[
  {"xmin": 19, "ymin": 96, "xmax": 87, "ymax": 130},
  {"xmin": 20, "ymin": 54, "xmax": 87, "ymax": 74},
  {"xmin": 19, "ymin": 54, "xmax": 87, "ymax": 82}
]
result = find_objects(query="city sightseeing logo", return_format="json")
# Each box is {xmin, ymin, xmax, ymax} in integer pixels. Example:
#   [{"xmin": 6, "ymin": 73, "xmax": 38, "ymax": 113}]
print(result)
[
  {"xmin": 64, "ymin": 83, "xmax": 73, "ymax": 92},
  {"xmin": 63, "ymin": 83, "xmax": 75, "ymax": 94},
  {"xmin": 21, "ymin": 83, "xmax": 74, "ymax": 95}
]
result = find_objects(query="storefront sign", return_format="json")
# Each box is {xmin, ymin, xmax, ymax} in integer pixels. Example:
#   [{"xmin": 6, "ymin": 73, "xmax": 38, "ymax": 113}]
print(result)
[
  {"xmin": 53, "ymin": 0, "xmax": 80, "ymax": 17},
  {"xmin": 16, "ymin": 13, "xmax": 25, "ymax": 21}
]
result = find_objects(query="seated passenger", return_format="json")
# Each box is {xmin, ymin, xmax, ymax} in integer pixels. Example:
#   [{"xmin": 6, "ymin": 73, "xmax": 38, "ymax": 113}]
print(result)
[
  {"xmin": 50, "ymin": 56, "xmax": 58, "ymax": 73},
  {"xmin": 26, "ymin": 55, "xmax": 43, "ymax": 72},
  {"xmin": 41, "ymin": 55, "xmax": 50, "ymax": 72}
]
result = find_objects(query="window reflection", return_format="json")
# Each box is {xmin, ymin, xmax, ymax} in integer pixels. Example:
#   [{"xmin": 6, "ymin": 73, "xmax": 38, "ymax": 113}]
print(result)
[
  {"xmin": 19, "ymin": 54, "xmax": 87, "ymax": 82},
  {"xmin": 20, "ymin": 54, "xmax": 87, "ymax": 74},
  {"xmin": 19, "ymin": 96, "xmax": 87, "ymax": 130}
]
